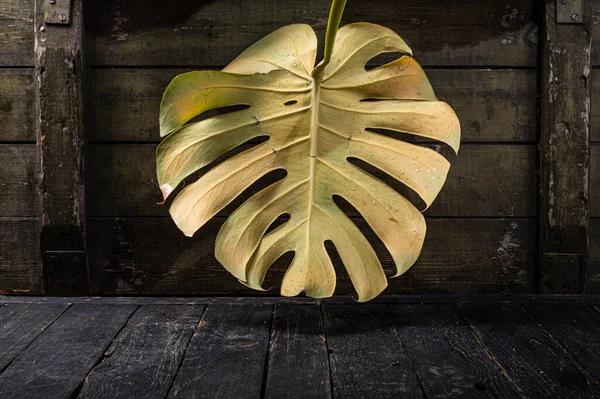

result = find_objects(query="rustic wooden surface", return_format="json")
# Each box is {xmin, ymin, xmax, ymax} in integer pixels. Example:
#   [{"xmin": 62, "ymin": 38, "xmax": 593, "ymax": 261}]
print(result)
[
  {"xmin": 35, "ymin": 0, "xmax": 89, "ymax": 295},
  {"xmin": 539, "ymin": 0, "xmax": 591, "ymax": 294},
  {"xmin": 0, "ymin": 296, "xmax": 598, "ymax": 398},
  {"xmin": 389, "ymin": 303, "xmax": 521, "ymax": 398},
  {"xmin": 0, "ymin": 0, "xmax": 33, "ymax": 66},
  {"xmin": 87, "ymin": 217, "xmax": 535, "ymax": 296},
  {"xmin": 265, "ymin": 304, "xmax": 331, "ymax": 399},
  {"xmin": 85, "ymin": 0, "xmax": 539, "ymax": 67},
  {"xmin": 88, "ymin": 144, "xmax": 537, "ymax": 218},
  {"xmin": 0, "ymin": 69, "xmax": 35, "ymax": 141},
  {"xmin": 88, "ymin": 68, "xmax": 537, "ymax": 143},
  {"xmin": 78, "ymin": 304, "xmax": 203, "ymax": 399}
]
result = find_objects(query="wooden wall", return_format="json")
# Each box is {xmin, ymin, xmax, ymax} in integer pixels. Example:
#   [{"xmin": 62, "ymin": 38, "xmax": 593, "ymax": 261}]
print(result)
[
  {"xmin": 84, "ymin": 0, "xmax": 539, "ymax": 296},
  {"xmin": 0, "ymin": 0, "xmax": 41, "ymax": 294},
  {"xmin": 0, "ymin": 0, "xmax": 596, "ymax": 296},
  {"xmin": 588, "ymin": 0, "xmax": 600, "ymax": 291}
]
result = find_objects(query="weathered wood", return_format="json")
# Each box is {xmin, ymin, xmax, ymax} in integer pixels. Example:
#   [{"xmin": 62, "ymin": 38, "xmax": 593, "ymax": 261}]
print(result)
[
  {"xmin": 87, "ymin": 217, "xmax": 535, "ymax": 296},
  {"xmin": 522, "ymin": 300, "xmax": 600, "ymax": 381},
  {"xmin": 539, "ymin": 0, "xmax": 592, "ymax": 293},
  {"xmin": 592, "ymin": 1, "xmax": 600, "ymax": 65},
  {"xmin": 0, "ymin": 0, "xmax": 34, "ymax": 66},
  {"xmin": 0, "ymin": 145, "xmax": 38, "ymax": 217},
  {"xmin": 0, "ymin": 218, "xmax": 43, "ymax": 294},
  {"xmin": 588, "ymin": 218, "xmax": 600, "ymax": 292},
  {"xmin": 0, "ymin": 69, "xmax": 35, "ymax": 141},
  {"xmin": 77, "ymin": 305, "xmax": 204, "ymax": 399},
  {"xmin": 323, "ymin": 304, "xmax": 424, "ymax": 398},
  {"xmin": 265, "ymin": 304, "xmax": 331, "ymax": 399},
  {"xmin": 167, "ymin": 303, "xmax": 271, "ymax": 398},
  {"xmin": 86, "ymin": 0, "xmax": 538, "ymax": 67},
  {"xmin": 389, "ymin": 304, "xmax": 521, "ymax": 398},
  {"xmin": 0, "ymin": 303, "xmax": 68, "ymax": 371},
  {"xmin": 0, "ymin": 304, "xmax": 136, "ymax": 399},
  {"xmin": 88, "ymin": 68, "xmax": 537, "ymax": 143},
  {"xmin": 592, "ymin": 69, "xmax": 599, "ymax": 142},
  {"xmin": 591, "ymin": 144, "xmax": 600, "ymax": 216},
  {"xmin": 458, "ymin": 302, "xmax": 600, "ymax": 397},
  {"xmin": 35, "ymin": 0, "xmax": 88, "ymax": 295},
  {"xmin": 89, "ymin": 144, "xmax": 537, "ymax": 218}
]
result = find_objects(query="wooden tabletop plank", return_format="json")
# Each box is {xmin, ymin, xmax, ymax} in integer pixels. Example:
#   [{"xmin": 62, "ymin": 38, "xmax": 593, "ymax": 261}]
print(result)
[
  {"xmin": 0, "ymin": 303, "xmax": 137, "ymax": 399},
  {"xmin": 77, "ymin": 305, "xmax": 204, "ymax": 399},
  {"xmin": 0, "ymin": 303, "xmax": 69, "ymax": 371},
  {"xmin": 458, "ymin": 302, "xmax": 600, "ymax": 397},
  {"xmin": 167, "ymin": 303, "xmax": 272, "ymax": 398},
  {"xmin": 265, "ymin": 304, "xmax": 331, "ymax": 399},
  {"xmin": 389, "ymin": 303, "xmax": 521, "ymax": 398},
  {"xmin": 323, "ymin": 304, "xmax": 424, "ymax": 398},
  {"xmin": 522, "ymin": 301, "xmax": 600, "ymax": 382}
]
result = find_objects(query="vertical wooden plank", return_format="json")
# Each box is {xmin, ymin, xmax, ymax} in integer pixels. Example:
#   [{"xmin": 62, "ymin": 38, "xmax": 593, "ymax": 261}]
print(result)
[
  {"xmin": 323, "ymin": 305, "xmax": 424, "ymax": 398},
  {"xmin": 0, "ymin": 304, "xmax": 137, "ymax": 399},
  {"xmin": 539, "ymin": 0, "xmax": 592, "ymax": 293},
  {"xmin": 167, "ymin": 303, "xmax": 271, "ymax": 398},
  {"xmin": 34, "ymin": 0, "xmax": 88, "ymax": 295},
  {"xmin": 264, "ymin": 304, "xmax": 331, "ymax": 399},
  {"xmin": 389, "ymin": 304, "xmax": 521, "ymax": 398},
  {"xmin": 0, "ymin": 303, "xmax": 69, "ymax": 371},
  {"xmin": 458, "ymin": 301, "xmax": 600, "ymax": 397},
  {"xmin": 77, "ymin": 305, "xmax": 204, "ymax": 399}
]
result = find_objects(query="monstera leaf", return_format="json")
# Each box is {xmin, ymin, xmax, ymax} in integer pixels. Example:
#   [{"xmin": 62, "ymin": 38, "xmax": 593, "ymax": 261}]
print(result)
[{"xmin": 156, "ymin": 3, "xmax": 460, "ymax": 301}]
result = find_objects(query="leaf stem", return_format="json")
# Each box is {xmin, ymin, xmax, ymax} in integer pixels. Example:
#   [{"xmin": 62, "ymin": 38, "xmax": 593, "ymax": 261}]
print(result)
[{"xmin": 322, "ymin": 0, "xmax": 347, "ymax": 68}]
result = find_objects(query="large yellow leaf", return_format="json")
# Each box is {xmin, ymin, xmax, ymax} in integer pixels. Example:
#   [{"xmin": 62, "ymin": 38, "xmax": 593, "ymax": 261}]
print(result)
[{"xmin": 157, "ymin": 21, "xmax": 460, "ymax": 302}]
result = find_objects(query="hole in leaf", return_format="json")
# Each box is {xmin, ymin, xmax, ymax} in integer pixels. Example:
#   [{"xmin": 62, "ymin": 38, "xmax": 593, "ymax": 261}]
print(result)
[
  {"xmin": 284, "ymin": 100, "xmax": 298, "ymax": 106},
  {"xmin": 364, "ymin": 128, "xmax": 456, "ymax": 155},
  {"xmin": 346, "ymin": 157, "xmax": 428, "ymax": 212},
  {"xmin": 262, "ymin": 251, "xmax": 295, "ymax": 291},
  {"xmin": 330, "ymin": 197, "xmax": 396, "ymax": 279},
  {"xmin": 265, "ymin": 213, "xmax": 290, "ymax": 234},
  {"xmin": 186, "ymin": 104, "xmax": 251, "ymax": 125},
  {"xmin": 365, "ymin": 52, "xmax": 408, "ymax": 71}
]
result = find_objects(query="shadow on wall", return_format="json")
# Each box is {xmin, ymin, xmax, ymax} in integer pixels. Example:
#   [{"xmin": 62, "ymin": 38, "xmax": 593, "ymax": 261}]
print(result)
[
  {"xmin": 85, "ymin": 0, "xmax": 538, "ymax": 55},
  {"xmin": 85, "ymin": 0, "xmax": 217, "ymax": 32}
]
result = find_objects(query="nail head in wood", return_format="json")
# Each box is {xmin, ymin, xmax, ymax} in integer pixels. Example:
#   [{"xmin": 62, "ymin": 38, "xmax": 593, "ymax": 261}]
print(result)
[
  {"xmin": 42, "ymin": 0, "xmax": 71, "ymax": 25},
  {"xmin": 556, "ymin": 0, "xmax": 584, "ymax": 24}
]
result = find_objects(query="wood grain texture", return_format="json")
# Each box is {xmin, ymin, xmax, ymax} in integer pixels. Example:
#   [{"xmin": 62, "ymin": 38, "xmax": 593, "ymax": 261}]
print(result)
[
  {"xmin": 592, "ymin": 69, "xmax": 599, "ymax": 142},
  {"xmin": 591, "ymin": 144, "xmax": 599, "ymax": 217},
  {"xmin": 592, "ymin": 1, "xmax": 599, "ymax": 66},
  {"xmin": 85, "ymin": 0, "xmax": 538, "ymax": 67},
  {"xmin": 77, "ymin": 305, "xmax": 204, "ymax": 399},
  {"xmin": 323, "ymin": 304, "xmax": 424, "ymax": 398},
  {"xmin": 0, "ymin": 69, "xmax": 35, "ymax": 142},
  {"xmin": 265, "ymin": 304, "xmax": 331, "ymax": 399},
  {"xmin": 88, "ymin": 144, "xmax": 537, "ymax": 218},
  {"xmin": 588, "ymin": 219, "xmax": 600, "ymax": 292},
  {"xmin": 390, "ymin": 304, "xmax": 521, "ymax": 398},
  {"xmin": 0, "ymin": 304, "xmax": 137, "ymax": 399},
  {"xmin": 539, "ymin": 0, "xmax": 591, "ymax": 294},
  {"xmin": 522, "ymin": 300, "xmax": 600, "ymax": 381},
  {"xmin": 458, "ymin": 302, "xmax": 600, "ymax": 397},
  {"xmin": 0, "ymin": 218, "xmax": 42, "ymax": 294},
  {"xmin": 0, "ymin": 303, "xmax": 68, "ymax": 371},
  {"xmin": 88, "ymin": 68, "xmax": 537, "ymax": 143},
  {"xmin": 167, "ymin": 303, "xmax": 271, "ymax": 398},
  {"xmin": 35, "ymin": 0, "xmax": 89, "ymax": 295},
  {"xmin": 0, "ymin": 0, "xmax": 33, "ymax": 66},
  {"xmin": 0, "ymin": 145, "xmax": 38, "ymax": 217},
  {"xmin": 87, "ymin": 217, "xmax": 535, "ymax": 296}
]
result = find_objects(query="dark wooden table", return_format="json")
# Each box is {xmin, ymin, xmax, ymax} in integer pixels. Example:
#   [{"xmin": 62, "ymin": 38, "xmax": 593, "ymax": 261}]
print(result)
[{"xmin": 0, "ymin": 295, "xmax": 599, "ymax": 398}]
